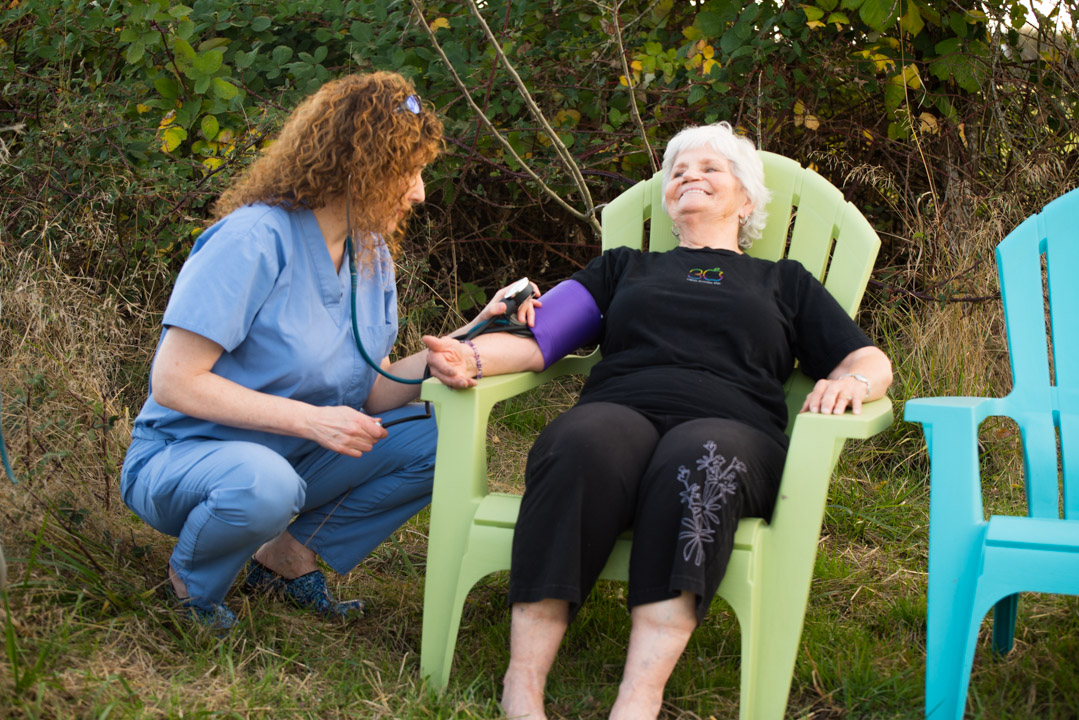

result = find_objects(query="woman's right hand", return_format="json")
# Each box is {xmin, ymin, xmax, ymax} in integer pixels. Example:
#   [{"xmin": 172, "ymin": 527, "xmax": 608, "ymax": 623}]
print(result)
[
  {"xmin": 305, "ymin": 405, "xmax": 388, "ymax": 457},
  {"xmin": 476, "ymin": 280, "xmax": 542, "ymax": 327}
]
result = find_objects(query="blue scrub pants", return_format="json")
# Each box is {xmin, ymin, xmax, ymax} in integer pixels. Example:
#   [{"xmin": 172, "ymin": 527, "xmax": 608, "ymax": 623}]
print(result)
[{"xmin": 121, "ymin": 405, "xmax": 436, "ymax": 610}]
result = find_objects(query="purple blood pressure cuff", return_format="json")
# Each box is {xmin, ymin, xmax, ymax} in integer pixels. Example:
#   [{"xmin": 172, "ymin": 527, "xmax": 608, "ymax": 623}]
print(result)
[{"xmin": 532, "ymin": 279, "xmax": 602, "ymax": 369}]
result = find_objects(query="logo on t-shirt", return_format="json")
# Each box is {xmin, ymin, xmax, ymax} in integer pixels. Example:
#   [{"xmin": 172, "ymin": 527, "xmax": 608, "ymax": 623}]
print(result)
[{"xmin": 686, "ymin": 266, "xmax": 724, "ymax": 284}]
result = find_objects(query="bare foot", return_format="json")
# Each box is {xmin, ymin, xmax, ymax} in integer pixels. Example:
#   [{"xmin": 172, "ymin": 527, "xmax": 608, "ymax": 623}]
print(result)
[
  {"xmin": 253, "ymin": 531, "xmax": 318, "ymax": 579},
  {"xmin": 501, "ymin": 665, "xmax": 548, "ymax": 720}
]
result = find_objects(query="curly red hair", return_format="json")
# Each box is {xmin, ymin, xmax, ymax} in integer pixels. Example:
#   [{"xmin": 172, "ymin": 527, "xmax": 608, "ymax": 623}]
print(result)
[{"xmin": 214, "ymin": 71, "xmax": 443, "ymax": 265}]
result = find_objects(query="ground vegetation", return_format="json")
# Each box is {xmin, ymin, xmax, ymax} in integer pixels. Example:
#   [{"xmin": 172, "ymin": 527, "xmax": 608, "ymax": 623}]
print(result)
[{"xmin": 1, "ymin": 0, "xmax": 1078, "ymax": 716}]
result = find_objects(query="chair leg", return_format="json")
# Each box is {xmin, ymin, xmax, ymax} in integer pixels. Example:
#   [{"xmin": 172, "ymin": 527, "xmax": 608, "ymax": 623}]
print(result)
[
  {"xmin": 733, "ymin": 557, "xmax": 806, "ymax": 720},
  {"xmin": 991, "ymin": 593, "xmax": 1018, "ymax": 655},
  {"xmin": 420, "ymin": 565, "xmax": 467, "ymax": 689},
  {"xmin": 926, "ymin": 582, "xmax": 987, "ymax": 720}
]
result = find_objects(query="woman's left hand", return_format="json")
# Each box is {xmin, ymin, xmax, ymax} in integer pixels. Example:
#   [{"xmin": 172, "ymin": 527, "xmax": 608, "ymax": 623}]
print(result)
[
  {"xmin": 801, "ymin": 375, "xmax": 870, "ymax": 415},
  {"xmin": 800, "ymin": 346, "xmax": 892, "ymax": 415}
]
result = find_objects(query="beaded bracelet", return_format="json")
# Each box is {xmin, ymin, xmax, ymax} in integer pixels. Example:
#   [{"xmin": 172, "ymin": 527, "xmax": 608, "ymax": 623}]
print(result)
[{"xmin": 460, "ymin": 339, "xmax": 483, "ymax": 379}]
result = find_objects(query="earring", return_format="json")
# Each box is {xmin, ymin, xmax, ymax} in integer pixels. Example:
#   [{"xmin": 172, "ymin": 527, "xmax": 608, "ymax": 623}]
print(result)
[
  {"xmin": 738, "ymin": 215, "xmax": 748, "ymax": 226},
  {"xmin": 671, "ymin": 225, "xmax": 680, "ymax": 237}
]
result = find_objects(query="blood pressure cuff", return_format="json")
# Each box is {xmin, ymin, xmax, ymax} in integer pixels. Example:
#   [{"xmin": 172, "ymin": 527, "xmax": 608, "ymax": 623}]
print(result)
[{"xmin": 532, "ymin": 279, "xmax": 602, "ymax": 369}]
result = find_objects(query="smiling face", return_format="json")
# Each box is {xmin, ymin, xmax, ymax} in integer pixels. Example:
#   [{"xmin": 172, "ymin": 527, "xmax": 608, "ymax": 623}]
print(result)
[{"xmin": 663, "ymin": 145, "xmax": 753, "ymax": 240}]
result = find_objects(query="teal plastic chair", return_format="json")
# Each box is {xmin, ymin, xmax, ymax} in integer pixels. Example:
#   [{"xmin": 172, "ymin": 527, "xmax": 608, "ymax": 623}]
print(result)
[
  {"xmin": 419, "ymin": 152, "xmax": 894, "ymax": 719},
  {"xmin": 905, "ymin": 187, "xmax": 1079, "ymax": 719}
]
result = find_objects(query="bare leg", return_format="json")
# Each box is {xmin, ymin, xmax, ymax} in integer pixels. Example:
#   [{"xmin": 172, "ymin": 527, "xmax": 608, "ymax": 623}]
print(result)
[
  {"xmin": 253, "ymin": 531, "xmax": 318, "ymax": 579},
  {"xmin": 501, "ymin": 599, "xmax": 570, "ymax": 720},
  {"xmin": 168, "ymin": 562, "xmax": 189, "ymax": 598},
  {"xmin": 610, "ymin": 591, "xmax": 697, "ymax": 720}
]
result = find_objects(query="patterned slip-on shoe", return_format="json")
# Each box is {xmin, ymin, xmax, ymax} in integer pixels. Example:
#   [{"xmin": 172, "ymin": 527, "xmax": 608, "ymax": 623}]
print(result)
[
  {"xmin": 165, "ymin": 582, "xmax": 237, "ymax": 635},
  {"xmin": 243, "ymin": 559, "xmax": 364, "ymax": 621},
  {"xmin": 242, "ymin": 558, "xmax": 286, "ymax": 595},
  {"xmin": 283, "ymin": 570, "xmax": 366, "ymax": 620}
]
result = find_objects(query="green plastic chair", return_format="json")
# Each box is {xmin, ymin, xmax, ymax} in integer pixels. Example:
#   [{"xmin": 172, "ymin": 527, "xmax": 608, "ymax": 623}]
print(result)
[{"xmin": 419, "ymin": 152, "xmax": 894, "ymax": 719}]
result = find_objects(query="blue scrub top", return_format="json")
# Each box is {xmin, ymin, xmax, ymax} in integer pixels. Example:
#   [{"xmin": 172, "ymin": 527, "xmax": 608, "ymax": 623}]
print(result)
[{"xmin": 131, "ymin": 204, "xmax": 398, "ymax": 463}]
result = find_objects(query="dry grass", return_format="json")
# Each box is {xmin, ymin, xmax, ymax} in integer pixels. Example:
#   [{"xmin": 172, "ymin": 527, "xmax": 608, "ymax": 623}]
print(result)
[{"xmin": 3, "ymin": 160, "xmax": 1079, "ymax": 718}]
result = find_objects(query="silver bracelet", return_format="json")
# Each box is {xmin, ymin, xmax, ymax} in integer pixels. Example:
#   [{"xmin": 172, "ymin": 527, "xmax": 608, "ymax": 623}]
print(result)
[
  {"xmin": 460, "ymin": 339, "xmax": 482, "ymax": 379},
  {"xmin": 839, "ymin": 372, "xmax": 871, "ymax": 398}
]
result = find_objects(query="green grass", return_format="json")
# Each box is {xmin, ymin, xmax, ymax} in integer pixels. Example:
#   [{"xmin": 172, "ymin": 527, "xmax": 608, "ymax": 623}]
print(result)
[{"xmin": 5, "ymin": 414, "xmax": 1079, "ymax": 720}]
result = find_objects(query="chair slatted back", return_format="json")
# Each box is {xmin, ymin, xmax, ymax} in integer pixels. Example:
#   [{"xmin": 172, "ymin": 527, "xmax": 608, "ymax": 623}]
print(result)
[{"xmin": 996, "ymin": 189, "xmax": 1079, "ymax": 519}]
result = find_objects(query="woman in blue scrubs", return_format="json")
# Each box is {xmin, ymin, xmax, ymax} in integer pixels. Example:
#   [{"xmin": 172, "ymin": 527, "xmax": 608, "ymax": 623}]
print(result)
[{"xmin": 122, "ymin": 71, "xmax": 522, "ymax": 630}]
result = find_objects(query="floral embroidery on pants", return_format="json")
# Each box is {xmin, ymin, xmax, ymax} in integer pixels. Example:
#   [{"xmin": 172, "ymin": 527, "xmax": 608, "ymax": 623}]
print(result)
[{"xmin": 677, "ymin": 440, "xmax": 745, "ymax": 566}]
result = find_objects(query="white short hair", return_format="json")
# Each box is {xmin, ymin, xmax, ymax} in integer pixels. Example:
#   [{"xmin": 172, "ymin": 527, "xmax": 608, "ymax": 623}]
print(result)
[{"xmin": 661, "ymin": 122, "xmax": 770, "ymax": 249}]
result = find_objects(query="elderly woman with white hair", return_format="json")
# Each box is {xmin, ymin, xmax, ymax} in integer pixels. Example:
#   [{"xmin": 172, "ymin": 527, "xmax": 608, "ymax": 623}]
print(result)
[{"xmin": 423, "ymin": 122, "xmax": 892, "ymax": 719}]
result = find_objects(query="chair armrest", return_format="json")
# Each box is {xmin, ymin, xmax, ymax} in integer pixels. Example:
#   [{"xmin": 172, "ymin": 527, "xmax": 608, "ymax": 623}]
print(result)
[
  {"xmin": 789, "ymin": 396, "xmax": 894, "ymax": 440},
  {"xmin": 420, "ymin": 349, "xmax": 599, "ymax": 411},
  {"xmin": 904, "ymin": 395, "xmax": 1002, "ymax": 430},
  {"xmin": 904, "ymin": 396, "xmax": 1005, "ymax": 530}
]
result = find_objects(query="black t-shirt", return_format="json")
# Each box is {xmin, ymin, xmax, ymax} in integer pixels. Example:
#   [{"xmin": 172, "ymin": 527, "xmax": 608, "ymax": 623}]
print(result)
[{"xmin": 570, "ymin": 246, "xmax": 872, "ymax": 447}]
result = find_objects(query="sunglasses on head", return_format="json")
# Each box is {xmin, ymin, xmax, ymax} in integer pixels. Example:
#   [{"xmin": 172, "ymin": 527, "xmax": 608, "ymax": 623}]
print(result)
[{"xmin": 396, "ymin": 94, "xmax": 421, "ymax": 115}]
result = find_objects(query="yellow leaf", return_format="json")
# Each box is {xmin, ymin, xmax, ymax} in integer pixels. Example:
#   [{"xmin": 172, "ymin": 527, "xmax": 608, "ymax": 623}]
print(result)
[
  {"xmin": 702, "ymin": 44, "xmax": 714, "ymax": 60},
  {"xmin": 872, "ymin": 53, "xmax": 895, "ymax": 72},
  {"xmin": 918, "ymin": 112, "xmax": 938, "ymax": 135},
  {"xmin": 804, "ymin": 114, "xmax": 820, "ymax": 131},
  {"xmin": 430, "ymin": 17, "xmax": 450, "ymax": 31},
  {"xmin": 862, "ymin": 129, "xmax": 874, "ymax": 142},
  {"xmin": 958, "ymin": 122, "xmax": 968, "ymax": 148},
  {"xmin": 904, "ymin": 64, "xmax": 922, "ymax": 89},
  {"xmin": 808, "ymin": 162, "xmax": 818, "ymax": 172},
  {"xmin": 554, "ymin": 109, "xmax": 581, "ymax": 127},
  {"xmin": 702, "ymin": 58, "xmax": 718, "ymax": 75},
  {"xmin": 806, "ymin": 19, "xmax": 825, "ymax": 29},
  {"xmin": 160, "ymin": 125, "xmax": 187, "ymax": 153},
  {"xmin": 793, "ymin": 100, "xmax": 805, "ymax": 115},
  {"xmin": 1041, "ymin": 48, "xmax": 1062, "ymax": 63},
  {"xmin": 136, "ymin": 103, "xmax": 152, "ymax": 114},
  {"xmin": 158, "ymin": 110, "xmax": 177, "ymax": 128},
  {"xmin": 202, "ymin": 157, "xmax": 224, "ymax": 172},
  {"xmin": 619, "ymin": 75, "xmax": 629, "ymax": 87},
  {"xmin": 630, "ymin": 59, "xmax": 643, "ymax": 72}
]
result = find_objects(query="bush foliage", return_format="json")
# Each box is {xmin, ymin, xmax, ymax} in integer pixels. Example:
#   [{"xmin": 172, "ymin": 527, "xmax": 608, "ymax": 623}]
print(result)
[{"xmin": 3, "ymin": 0, "xmax": 1076, "ymax": 297}]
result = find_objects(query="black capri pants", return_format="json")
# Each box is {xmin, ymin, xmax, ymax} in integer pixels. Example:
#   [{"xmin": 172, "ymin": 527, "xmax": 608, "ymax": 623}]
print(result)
[{"xmin": 508, "ymin": 402, "xmax": 786, "ymax": 622}]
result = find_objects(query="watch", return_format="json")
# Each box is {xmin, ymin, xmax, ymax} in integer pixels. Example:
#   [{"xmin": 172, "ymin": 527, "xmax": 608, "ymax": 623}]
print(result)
[{"xmin": 839, "ymin": 372, "xmax": 871, "ymax": 398}]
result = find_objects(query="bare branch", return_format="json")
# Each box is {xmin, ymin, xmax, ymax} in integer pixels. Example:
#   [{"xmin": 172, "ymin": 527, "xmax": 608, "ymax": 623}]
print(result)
[
  {"xmin": 460, "ymin": 0, "xmax": 598, "ymax": 215},
  {"xmin": 409, "ymin": 1, "xmax": 601, "ymax": 234}
]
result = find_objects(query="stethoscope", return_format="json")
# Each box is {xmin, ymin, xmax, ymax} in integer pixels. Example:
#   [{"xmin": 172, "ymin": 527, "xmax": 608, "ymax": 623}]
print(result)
[
  {"xmin": 344, "ymin": 233, "xmax": 432, "ymax": 429},
  {"xmin": 344, "ymin": 233, "xmax": 536, "ymax": 429}
]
